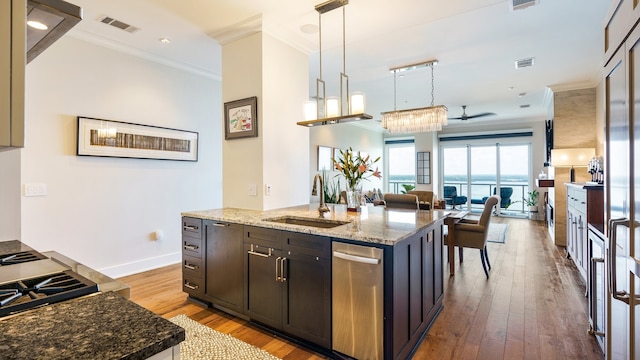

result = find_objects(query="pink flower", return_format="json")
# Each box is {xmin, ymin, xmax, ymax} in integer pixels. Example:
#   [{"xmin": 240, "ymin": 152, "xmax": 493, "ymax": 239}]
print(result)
[
  {"xmin": 358, "ymin": 164, "xmax": 367, "ymax": 173},
  {"xmin": 372, "ymin": 167, "xmax": 381, "ymax": 179}
]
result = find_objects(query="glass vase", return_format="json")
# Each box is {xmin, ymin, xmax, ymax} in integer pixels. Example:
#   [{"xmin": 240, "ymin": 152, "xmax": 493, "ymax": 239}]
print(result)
[{"xmin": 346, "ymin": 184, "xmax": 362, "ymax": 212}]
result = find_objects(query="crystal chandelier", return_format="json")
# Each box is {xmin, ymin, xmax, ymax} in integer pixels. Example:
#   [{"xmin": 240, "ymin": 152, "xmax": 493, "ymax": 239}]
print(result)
[{"xmin": 381, "ymin": 60, "xmax": 448, "ymax": 134}]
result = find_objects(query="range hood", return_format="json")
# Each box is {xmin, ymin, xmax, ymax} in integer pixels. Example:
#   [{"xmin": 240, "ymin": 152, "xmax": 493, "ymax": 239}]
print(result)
[{"xmin": 27, "ymin": 0, "xmax": 82, "ymax": 64}]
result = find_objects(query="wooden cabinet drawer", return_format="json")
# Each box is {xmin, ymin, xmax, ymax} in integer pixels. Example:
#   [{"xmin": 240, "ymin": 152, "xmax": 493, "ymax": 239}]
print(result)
[
  {"xmin": 182, "ymin": 274, "xmax": 205, "ymax": 297},
  {"xmin": 244, "ymin": 226, "xmax": 282, "ymax": 249},
  {"xmin": 182, "ymin": 255, "xmax": 204, "ymax": 278},
  {"xmin": 183, "ymin": 237, "xmax": 203, "ymax": 258},
  {"xmin": 284, "ymin": 232, "xmax": 330, "ymax": 258},
  {"xmin": 182, "ymin": 217, "xmax": 202, "ymax": 239}
]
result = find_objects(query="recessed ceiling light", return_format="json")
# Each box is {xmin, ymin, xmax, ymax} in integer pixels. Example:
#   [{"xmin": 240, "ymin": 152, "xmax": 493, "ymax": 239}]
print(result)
[
  {"xmin": 27, "ymin": 20, "xmax": 48, "ymax": 30},
  {"xmin": 508, "ymin": 86, "xmax": 515, "ymax": 91},
  {"xmin": 518, "ymin": 92, "xmax": 527, "ymax": 97},
  {"xmin": 300, "ymin": 24, "xmax": 319, "ymax": 34},
  {"xmin": 159, "ymin": 38, "xmax": 171, "ymax": 44}
]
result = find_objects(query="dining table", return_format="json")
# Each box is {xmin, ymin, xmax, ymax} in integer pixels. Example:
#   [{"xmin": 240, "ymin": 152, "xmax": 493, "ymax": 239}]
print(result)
[{"xmin": 444, "ymin": 210, "xmax": 469, "ymax": 275}]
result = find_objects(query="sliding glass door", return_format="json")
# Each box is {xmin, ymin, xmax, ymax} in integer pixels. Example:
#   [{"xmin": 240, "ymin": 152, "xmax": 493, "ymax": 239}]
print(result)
[{"xmin": 442, "ymin": 143, "xmax": 531, "ymax": 216}]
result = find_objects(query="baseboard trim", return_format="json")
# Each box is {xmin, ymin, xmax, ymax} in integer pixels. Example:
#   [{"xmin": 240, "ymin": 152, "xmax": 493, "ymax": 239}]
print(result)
[{"xmin": 98, "ymin": 252, "xmax": 181, "ymax": 279}]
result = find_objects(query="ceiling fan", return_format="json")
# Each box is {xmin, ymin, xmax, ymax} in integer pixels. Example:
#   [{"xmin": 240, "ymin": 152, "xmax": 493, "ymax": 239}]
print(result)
[{"xmin": 448, "ymin": 105, "xmax": 496, "ymax": 121}]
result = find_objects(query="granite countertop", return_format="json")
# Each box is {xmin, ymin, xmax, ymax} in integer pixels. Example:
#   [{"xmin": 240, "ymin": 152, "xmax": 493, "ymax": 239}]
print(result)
[
  {"xmin": 182, "ymin": 204, "xmax": 450, "ymax": 246},
  {"xmin": 0, "ymin": 291, "xmax": 185, "ymax": 360},
  {"xmin": 0, "ymin": 240, "xmax": 36, "ymax": 254}
]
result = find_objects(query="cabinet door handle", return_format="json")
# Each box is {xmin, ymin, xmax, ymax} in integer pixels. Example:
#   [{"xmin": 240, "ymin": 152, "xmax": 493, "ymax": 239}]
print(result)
[
  {"xmin": 184, "ymin": 263, "xmax": 198, "ymax": 270},
  {"xmin": 212, "ymin": 223, "xmax": 226, "ymax": 227},
  {"xmin": 589, "ymin": 257, "xmax": 605, "ymax": 337},
  {"xmin": 275, "ymin": 257, "xmax": 282, "ymax": 281},
  {"xmin": 183, "ymin": 225, "xmax": 199, "ymax": 230},
  {"xmin": 280, "ymin": 257, "xmax": 287, "ymax": 282},
  {"xmin": 608, "ymin": 218, "xmax": 630, "ymax": 303},
  {"xmin": 184, "ymin": 244, "xmax": 199, "ymax": 251}
]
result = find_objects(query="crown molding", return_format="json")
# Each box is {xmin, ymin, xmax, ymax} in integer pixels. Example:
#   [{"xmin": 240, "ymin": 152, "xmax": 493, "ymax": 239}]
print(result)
[{"xmin": 68, "ymin": 30, "xmax": 221, "ymax": 81}]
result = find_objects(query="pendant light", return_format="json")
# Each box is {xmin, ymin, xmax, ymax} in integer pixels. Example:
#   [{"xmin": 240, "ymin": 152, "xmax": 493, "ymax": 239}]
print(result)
[
  {"xmin": 381, "ymin": 60, "xmax": 448, "ymax": 133},
  {"xmin": 297, "ymin": 0, "xmax": 372, "ymax": 127}
]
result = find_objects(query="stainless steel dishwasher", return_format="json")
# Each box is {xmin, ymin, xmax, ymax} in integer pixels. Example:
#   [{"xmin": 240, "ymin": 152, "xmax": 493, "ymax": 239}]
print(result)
[{"xmin": 332, "ymin": 241, "xmax": 383, "ymax": 360}]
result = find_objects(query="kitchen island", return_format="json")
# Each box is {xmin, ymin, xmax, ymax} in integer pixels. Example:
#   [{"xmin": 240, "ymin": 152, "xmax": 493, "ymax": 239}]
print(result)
[{"xmin": 182, "ymin": 204, "xmax": 448, "ymax": 359}]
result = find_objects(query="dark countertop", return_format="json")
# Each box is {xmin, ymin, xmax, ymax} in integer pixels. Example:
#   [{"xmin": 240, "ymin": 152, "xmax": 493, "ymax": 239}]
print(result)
[
  {"xmin": 0, "ymin": 291, "xmax": 185, "ymax": 360},
  {"xmin": 182, "ymin": 204, "xmax": 450, "ymax": 246}
]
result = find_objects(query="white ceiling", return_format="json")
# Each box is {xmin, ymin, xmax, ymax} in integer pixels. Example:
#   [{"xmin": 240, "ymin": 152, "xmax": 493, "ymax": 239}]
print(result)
[{"xmin": 64, "ymin": 0, "xmax": 613, "ymax": 132}]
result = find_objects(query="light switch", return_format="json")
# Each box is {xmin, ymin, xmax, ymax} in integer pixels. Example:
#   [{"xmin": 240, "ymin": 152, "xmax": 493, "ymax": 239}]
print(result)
[
  {"xmin": 249, "ymin": 184, "xmax": 257, "ymax": 196},
  {"xmin": 24, "ymin": 183, "xmax": 47, "ymax": 197}
]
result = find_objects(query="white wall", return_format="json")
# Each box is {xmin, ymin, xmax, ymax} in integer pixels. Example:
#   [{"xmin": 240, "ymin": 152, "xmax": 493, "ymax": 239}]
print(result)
[
  {"xmin": 20, "ymin": 36, "xmax": 222, "ymax": 277},
  {"xmin": 222, "ymin": 32, "xmax": 309, "ymax": 210}
]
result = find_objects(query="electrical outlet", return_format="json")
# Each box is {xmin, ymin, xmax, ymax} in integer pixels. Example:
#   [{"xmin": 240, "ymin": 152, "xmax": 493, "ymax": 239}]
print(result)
[
  {"xmin": 265, "ymin": 184, "xmax": 272, "ymax": 196},
  {"xmin": 249, "ymin": 184, "xmax": 257, "ymax": 196},
  {"xmin": 24, "ymin": 183, "xmax": 47, "ymax": 197}
]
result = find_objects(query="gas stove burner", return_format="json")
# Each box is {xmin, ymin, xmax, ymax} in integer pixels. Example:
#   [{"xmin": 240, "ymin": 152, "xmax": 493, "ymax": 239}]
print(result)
[
  {"xmin": 0, "ymin": 271, "xmax": 98, "ymax": 317},
  {"xmin": 0, "ymin": 250, "xmax": 48, "ymax": 266}
]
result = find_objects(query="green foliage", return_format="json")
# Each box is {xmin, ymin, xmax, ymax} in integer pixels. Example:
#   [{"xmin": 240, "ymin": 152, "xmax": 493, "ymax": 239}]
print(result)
[
  {"xmin": 322, "ymin": 171, "xmax": 340, "ymax": 204},
  {"xmin": 525, "ymin": 189, "xmax": 539, "ymax": 206},
  {"xmin": 400, "ymin": 184, "xmax": 415, "ymax": 194}
]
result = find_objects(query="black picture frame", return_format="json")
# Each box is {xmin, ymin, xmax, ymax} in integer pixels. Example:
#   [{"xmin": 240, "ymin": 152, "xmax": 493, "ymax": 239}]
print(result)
[
  {"xmin": 224, "ymin": 96, "xmax": 258, "ymax": 140},
  {"xmin": 76, "ymin": 116, "xmax": 198, "ymax": 161}
]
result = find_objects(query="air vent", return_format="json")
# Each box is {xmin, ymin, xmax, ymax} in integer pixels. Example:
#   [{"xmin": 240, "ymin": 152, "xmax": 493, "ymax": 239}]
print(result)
[
  {"xmin": 99, "ymin": 16, "xmax": 140, "ymax": 33},
  {"xmin": 515, "ymin": 57, "xmax": 535, "ymax": 69},
  {"xmin": 520, "ymin": 104, "xmax": 531, "ymax": 109},
  {"xmin": 510, "ymin": 0, "xmax": 539, "ymax": 11}
]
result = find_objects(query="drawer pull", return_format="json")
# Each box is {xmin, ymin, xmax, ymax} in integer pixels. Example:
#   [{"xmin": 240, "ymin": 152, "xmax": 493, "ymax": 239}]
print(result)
[
  {"xmin": 184, "ymin": 282, "xmax": 199, "ymax": 290},
  {"xmin": 212, "ymin": 223, "xmax": 227, "ymax": 227},
  {"xmin": 184, "ymin": 263, "xmax": 198, "ymax": 270},
  {"xmin": 183, "ymin": 225, "xmax": 199, "ymax": 231},
  {"xmin": 248, "ymin": 244, "xmax": 272, "ymax": 257},
  {"xmin": 184, "ymin": 244, "xmax": 199, "ymax": 251}
]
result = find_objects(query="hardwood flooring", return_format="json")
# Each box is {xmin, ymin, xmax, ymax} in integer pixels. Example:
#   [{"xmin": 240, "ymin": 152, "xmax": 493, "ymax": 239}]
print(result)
[{"xmin": 118, "ymin": 217, "xmax": 603, "ymax": 359}]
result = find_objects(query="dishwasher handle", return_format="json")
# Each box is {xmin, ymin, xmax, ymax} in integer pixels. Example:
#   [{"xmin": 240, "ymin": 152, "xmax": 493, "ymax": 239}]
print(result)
[{"xmin": 333, "ymin": 251, "xmax": 380, "ymax": 265}]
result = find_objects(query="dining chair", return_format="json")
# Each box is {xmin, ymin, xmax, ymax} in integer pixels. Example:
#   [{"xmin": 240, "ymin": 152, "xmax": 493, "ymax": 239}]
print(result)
[
  {"xmin": 444, "ymin": 195, "xmax": 500, "ymax": 278},
  {"xmin": 407, "ymin": 190, "xmax": 434, "ymax": 210},
  {"xmin": 383, "ymin": 193, "xmax": 419, "ymax": 210}
]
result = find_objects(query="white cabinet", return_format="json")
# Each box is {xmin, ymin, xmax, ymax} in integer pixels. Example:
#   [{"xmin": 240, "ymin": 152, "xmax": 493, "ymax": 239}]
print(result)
[{"xmin": 0, "ymin": 0, "xmax": 25, "ymax": 150}]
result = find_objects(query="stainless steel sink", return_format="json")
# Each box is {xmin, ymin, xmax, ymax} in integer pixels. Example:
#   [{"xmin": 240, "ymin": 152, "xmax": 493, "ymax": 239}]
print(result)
[{"xmin": 263, "ymin": 216, "xmax": 350, "ymax": 229}]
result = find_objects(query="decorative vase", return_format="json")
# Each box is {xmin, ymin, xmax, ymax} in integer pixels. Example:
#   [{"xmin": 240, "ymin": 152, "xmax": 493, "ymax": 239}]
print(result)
[{"xmin": 346, "ymin": 184, "xmax": 362, "ymax": 212}]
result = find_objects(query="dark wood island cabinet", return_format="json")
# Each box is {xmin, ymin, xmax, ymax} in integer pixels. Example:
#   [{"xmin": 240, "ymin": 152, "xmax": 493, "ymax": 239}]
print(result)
[{"xmin": 182, "ymin": 204, "xmax": 447, "ymax": 359}]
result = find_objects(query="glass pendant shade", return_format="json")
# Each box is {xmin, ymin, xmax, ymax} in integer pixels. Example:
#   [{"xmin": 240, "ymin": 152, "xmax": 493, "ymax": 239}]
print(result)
[{"xmin": 381, "ymin": 105, "xmax": 448, "ymax": 134}]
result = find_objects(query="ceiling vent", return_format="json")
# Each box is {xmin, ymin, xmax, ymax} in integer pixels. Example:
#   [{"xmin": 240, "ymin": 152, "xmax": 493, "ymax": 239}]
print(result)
[
  {"xmin": 99, "ymin": 16, "xmax": 140, "ymax": 33},
  {"xmin": 515, "ymin": 57, "xmax": 535, "ymax": 69},
  {"xmin": 510, "ymin": 0, "xmax": 539, "ymax": 11},
  {"xmin": 520, "ymin": 104, "xmax": 531, "ymax": 109}
]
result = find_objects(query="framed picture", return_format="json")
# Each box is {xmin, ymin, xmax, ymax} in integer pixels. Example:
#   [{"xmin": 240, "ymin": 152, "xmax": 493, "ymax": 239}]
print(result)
[
  {"xmin": 318, "ymin": 146, "xmax": 333, "ymax": 171},
  {"xmin": 77, "ymin": 116, "xmax": 198, "ymax": 161},
  {"xmin": 417, "ymin": 151, "xmax": 431, "ymax": 184},
  {"xmin": 224, "ymin": 96, "xmax": 258, "ymax": 140}
]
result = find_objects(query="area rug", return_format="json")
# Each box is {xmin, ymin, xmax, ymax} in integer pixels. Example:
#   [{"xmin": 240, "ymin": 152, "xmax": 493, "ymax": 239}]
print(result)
[
  {"xmin": 487, "ymin": 223, "xmax": 508, "ymax": 243},
  {"xmin": 169, "ymin": 314, "xmax": 281, "ymax": 360}
]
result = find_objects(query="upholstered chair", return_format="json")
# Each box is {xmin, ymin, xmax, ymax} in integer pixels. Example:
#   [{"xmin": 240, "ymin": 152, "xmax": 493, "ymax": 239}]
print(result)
[{"xmin": 383, "ymin": 193, "xmax": 419, "ymax": 210}]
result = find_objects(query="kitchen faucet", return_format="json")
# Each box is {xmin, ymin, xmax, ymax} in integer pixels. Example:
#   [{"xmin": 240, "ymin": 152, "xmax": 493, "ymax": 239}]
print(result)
[{"xmin": 312, "ymin": 174, "xmax": 330, "ymax": 216}]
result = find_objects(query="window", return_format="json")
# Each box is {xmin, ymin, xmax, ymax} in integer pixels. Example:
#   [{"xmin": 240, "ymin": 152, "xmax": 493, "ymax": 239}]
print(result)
[{"xmin": 385, "ymin": 139, "xmax": 415, "ymax": 193}]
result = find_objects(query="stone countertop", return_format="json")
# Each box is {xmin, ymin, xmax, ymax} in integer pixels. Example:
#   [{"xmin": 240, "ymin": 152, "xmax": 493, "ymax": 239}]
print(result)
[
  {"xmin": 0, "ymin": 240, "xmax": 35, "ymax": 254},
  {"xmin": 0, "ymin": 291, "xmax": 185, "ymax": 360},
  {"xmin": 182, "ymin": 204, "xmax": 450, "ymax": 246}
]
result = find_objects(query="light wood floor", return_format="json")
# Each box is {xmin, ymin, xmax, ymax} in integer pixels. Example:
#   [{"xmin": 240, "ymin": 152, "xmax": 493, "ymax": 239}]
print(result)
[{"xmin": 118, "ymin": 217, "xmax": 604, "ymax": 359}]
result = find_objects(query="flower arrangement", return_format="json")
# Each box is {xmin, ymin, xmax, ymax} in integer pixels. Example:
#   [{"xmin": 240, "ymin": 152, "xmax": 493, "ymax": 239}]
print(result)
[{"xmin": 333, "ymin": 147, "xmax": 382, "ymax": 189}]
